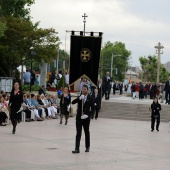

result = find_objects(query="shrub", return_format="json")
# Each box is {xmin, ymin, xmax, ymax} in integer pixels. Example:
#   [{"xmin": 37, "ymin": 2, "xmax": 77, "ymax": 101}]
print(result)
[
  {"xmin": 57, "ymin": 75, "xmax": 67, "ymax": 89},
  {"xmin": 22, "ymin": 84, "xmax": 41, "ymax": 92}
]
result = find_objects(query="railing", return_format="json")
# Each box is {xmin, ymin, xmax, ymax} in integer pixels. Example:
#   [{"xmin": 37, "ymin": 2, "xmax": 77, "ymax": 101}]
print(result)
[{"xmin": 0, "ymin": 77, "xmax": 14, "ymax": 92}]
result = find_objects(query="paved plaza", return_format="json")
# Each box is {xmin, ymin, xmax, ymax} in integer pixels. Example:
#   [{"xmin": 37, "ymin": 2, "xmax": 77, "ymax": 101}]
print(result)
[{"xmin": 1, "ymin": 112, "xmax": 170, "ymax": 170}]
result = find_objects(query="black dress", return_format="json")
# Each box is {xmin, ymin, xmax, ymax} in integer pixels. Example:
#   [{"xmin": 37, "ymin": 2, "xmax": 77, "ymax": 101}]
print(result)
[
  {"xmin": 9, "ymin": 91, "xmax": 23, "ymax": 120},
  {"xmin": 60, "ymin": 94, "xmax": 71, "ymax": 115},
  {"xmin": 150, "ymin": 102, "xmax": 161, "ymax": 131}
]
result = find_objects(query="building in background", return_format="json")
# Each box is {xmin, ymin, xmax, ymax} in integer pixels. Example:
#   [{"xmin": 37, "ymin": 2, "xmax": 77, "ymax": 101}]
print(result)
[{"xmin": 163, "ymin": 61, "xmax": 170, "ymax": 73}]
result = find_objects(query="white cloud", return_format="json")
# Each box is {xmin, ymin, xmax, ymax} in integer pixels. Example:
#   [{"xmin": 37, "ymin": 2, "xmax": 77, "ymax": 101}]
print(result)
[{"xmin": 30, "ymin": 0, "xmax": 170, "ymax": 66}]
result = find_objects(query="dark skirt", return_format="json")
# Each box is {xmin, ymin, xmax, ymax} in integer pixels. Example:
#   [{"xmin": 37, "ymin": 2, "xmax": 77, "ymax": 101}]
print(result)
[
  {"xmin": 60, "ymin": 105, "xmax": 69, "ymax": 115},
  {"xmin": 10, "ymin": 105, "xmax": 21, "ymax": 121}
]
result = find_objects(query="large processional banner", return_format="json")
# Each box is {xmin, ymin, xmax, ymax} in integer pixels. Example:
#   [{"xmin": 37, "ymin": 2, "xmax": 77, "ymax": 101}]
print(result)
[{"xmin": 69, "ymin": 34, "xmax": 102, "ymax": 86}]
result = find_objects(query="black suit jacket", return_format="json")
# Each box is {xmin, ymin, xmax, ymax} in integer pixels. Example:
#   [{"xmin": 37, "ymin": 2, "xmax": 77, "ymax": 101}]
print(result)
[
  {"xmin": 38, "ymin": 88, "xmax": 46, "ymax": 95},
  {"xmin": 92, "ymin": 93, "xmax": 101, "ymax": 109},
  {"xmin": 72, "ymin": 94, "xmax": 94, "ymax": 120},
  {"xmin": 151, "ymin": 102, "xmax": 161, "ymax": 117},
  {"xmin": 164, "ymin": 81, "xmax": 170, "ymax": 92},
  {"xmin": 97, "ymin": 83, "xmax": 104, "ymax": 97},
  {"xmin": 103, "ymin": 76, "xmax": 111, "ymax": 90}
]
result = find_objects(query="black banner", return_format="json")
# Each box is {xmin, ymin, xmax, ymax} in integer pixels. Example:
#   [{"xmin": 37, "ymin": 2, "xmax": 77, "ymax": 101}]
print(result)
[{"xmin": 69, "ymin": 35, "xmax": 102, "ymax": 86}]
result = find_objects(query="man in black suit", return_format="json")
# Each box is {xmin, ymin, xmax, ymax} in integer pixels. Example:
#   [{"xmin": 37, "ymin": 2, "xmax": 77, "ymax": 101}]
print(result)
[
  {"xmin": 118, "ymin": 82, "xmax": 123, "ymax": 95},
  {"xmin": 92, "ymin": 89, "xmax": 101, "ymax": 119},
  {"xmin": 97, "ymin": 79, "xmax": 104, "ymax": 97},
  {"xmin": 72, "ymin": 85, "xmax": 94, "ymax": 153},
  {"xmin": 164, "ymin": 76, "xmax": 170, "ymax": 104},
  {"xmin": 113, "ymin": 82, "xmax": 116, "ymax": 94},
  {"xmin": 97, "ymin": 79, "xmax": 103, "ymax": 109},
  {"xmin": 38, "ymin": 85, "xmax": 46, "ymax": 95},
  {"xmin": 103, "ymin": 72, "xmax": 111, "ymax": 100}
]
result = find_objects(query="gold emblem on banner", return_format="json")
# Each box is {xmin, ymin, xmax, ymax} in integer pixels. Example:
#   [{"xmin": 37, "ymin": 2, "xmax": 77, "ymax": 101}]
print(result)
[{"xmin": 80, "ymin": 48, "xmax": 91, "ymax": 62}]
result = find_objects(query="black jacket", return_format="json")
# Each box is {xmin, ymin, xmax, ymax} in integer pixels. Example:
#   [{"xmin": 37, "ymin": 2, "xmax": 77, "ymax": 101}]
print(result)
[
  {"xmin": 151, "ymin": 102, "xmax": 161, "ymax": 117},
  {"xmin": 103, "ymin": 76, "xmax": 111, "ymax": 90},
  {"xmin": 97, "ymin": 83, "xmax": 104, "ymax": 97},
  {"xmin": 92, "ymin": 93, "xmax": 101, "ymax": 109},
  {"xmin": 38, "ymin": 88, "xmax": 46, "ymax": 95},
  {"xmin": 131, "ymin": 84, "xmax": 136, "ymax": 92},
  {"xmin": 164, "ymin": 81, "xmax": 170, "ymax": 92},
  {"xmin": 72, "ymin": 94, "xmax": 94, "ymax": 120}
]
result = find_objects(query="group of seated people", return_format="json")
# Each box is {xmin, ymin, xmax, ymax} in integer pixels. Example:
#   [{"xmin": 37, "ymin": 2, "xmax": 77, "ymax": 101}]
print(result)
[
  {"xmin": 0, "ymin": 91, "xmax": 10, "ymax": 126},
  {"xmin": 0, "ymin": 90, "xmax": 60, "ymax": 126},
  {"xmin": 23, "ymin": 93, "xmax": 60, "ymax": 121}
]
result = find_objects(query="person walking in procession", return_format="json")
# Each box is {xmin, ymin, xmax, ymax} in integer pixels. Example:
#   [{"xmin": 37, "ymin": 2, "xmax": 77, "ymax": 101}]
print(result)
[
  {"xmin": 9, "ymin": 81, "xmax": 23, "ymax": 134},
  {"xmin": 149, "ymin": 97, "xmax": 161, "ymax": 132},
  {"xmin": 71, "ymin": 85, "xmax": 94, "ymax": 153}
]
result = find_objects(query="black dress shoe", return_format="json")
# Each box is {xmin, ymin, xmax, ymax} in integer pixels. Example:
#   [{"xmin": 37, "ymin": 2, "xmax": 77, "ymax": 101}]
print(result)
[
  {"xmin": 72, "ymin": 149, "xmax": 80, "ymax": 154},
  {"xmin": 151, "ymin": 129, "xmax": 154, "ymax": 132},
  {"xmin": 85, "ymin": 148, "xmax": 90, "ymax": 152},
  {"xmin": 156, "ymin": 129, "xmax": 159, "ymax": 131}
]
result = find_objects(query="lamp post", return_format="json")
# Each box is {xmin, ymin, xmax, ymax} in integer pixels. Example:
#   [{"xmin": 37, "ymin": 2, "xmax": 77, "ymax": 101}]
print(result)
[
  {"xmin": 110, "ymin": 54, "xmax": 121, "ymax": 78},
  {"xmin": 155, "ymin": 42, "xmax": 164, "ymax": 83},
  {"xmin": 57, "ymin": 42, "xmax": 62, "ymax": 74},
  {"xmin": 29, "ymin": 49, "xmax": 36, "ymax": 92}
]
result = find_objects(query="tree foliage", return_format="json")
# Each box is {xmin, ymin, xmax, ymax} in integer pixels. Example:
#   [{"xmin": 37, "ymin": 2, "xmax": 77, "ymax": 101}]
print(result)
[
  {"xmin": 0, "ymin": 16, "xmax": 60, "ymax": 77},
  {"xmin": 0, "ymin": 21, "xmax": 6, "ymax": 37},
  {"xmin": 0, "ymin": 0, "xmax": 35, "ymax": 19},
  {"xmin": 100, "ymin": 41, "xmax": 131, "ymax": 81},
  {"xmin": 139, "ymin": 55, "xmax": 169, "ymax": 82}
]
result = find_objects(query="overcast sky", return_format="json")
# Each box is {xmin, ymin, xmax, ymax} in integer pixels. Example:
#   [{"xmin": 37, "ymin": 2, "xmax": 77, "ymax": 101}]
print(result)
[{"xmin": 30, "ymin": 0, "xmax": 170, "ymax": 67}]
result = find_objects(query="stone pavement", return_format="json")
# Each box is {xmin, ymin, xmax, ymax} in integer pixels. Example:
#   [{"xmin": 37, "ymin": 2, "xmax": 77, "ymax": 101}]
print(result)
[{"xmin": 1, "ymin": 116, "xmax": 170, "ymax": 170}]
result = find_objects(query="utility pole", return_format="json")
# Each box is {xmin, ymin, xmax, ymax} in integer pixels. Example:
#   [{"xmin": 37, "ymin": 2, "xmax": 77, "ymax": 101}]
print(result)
[
  {"xmin": 82, "ymin": 13, "xmax": 88, "ymax": 36},
  {"xmin": 155, "ymin": 42, "xmax": 164, "ymax": 83},
  {"xmin": 57, "ymin": 42, "xmax": 62, "ymax": 73},
  {"xmin": 111, "ymin": 54, "xmax": 113, "ymax": 77},
  {"xmin": 110, "ymin": 54, "xmax": 121, "ymax": 78}
]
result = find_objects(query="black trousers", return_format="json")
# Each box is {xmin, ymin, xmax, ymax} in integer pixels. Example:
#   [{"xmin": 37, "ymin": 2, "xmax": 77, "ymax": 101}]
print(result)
[
  {"xmin": 75, "ymin": 118, "xmax": 90, "ymax": 150},
  {"xmin": 0, "ymin": 112, "xmax": 8, "ymax": 123},
  {"xmin": 151, "ymin": 115, "xmax": 160, "ymax": 130},
  {"xmin": 165, "ymin": 91, "xmax": 170, "ymax": 103},
  {"xmin": 94, "ymin": 107, "xmax": 99, "ymax": 119},
  {"xmin": 104, "ymin": 88, "xmax": 110, "ymax": 99},
  {"xmin": 139, "ymin": 90, "xmax": 143, "ymax": 99},
  {"xmin": 24, "ymin": 109, "xmax": 31, "ymax": 118}
]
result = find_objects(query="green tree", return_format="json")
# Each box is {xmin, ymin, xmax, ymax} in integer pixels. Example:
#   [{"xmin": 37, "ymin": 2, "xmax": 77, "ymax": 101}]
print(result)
[
  {"xmin": 57, "ymin": 75, "xmax": 66, "ymax": 89},
  {"xmin": 0, "ymin": 0, "xmax": 35, "ymax": 19},
  {"xmin": 23, "ymin": 49, "xmax": 69, "ymax": 74},
  {"xmin": 100, "ymin": 41, "xmax": 131, "ymax": 81},
  {"xmin": 0, "ymin": 16, "xmax": 59, "ymax": 77},
  {"xmin": 139, "ymin": 55, "xmax": 169, "ymax": 82},
  {"xmin": 0, "ymin": 21, "xmax": 6, "ymax": 37}
]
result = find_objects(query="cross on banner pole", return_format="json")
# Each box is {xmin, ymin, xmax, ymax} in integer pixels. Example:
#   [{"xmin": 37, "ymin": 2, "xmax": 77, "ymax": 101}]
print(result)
[{"xmin": 82, "ymin": 13, "xmax": 88, "ymax": 36}]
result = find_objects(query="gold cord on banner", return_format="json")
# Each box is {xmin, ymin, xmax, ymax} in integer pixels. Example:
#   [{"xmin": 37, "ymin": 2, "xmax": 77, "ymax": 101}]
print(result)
[{"xmin": 69, "ymin": 74, "xmax": 97, "ymax": 88}]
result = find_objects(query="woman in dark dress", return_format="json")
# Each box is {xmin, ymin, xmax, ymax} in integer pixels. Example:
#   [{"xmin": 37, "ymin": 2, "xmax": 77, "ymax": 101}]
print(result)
[
  {"xmin": 59, "ymin": 86, "xmax": 71, "ymax": 125},
  {"xmin": 9, "ymin": 81, "xmax": 23, "ymax": 134},
  {"xmin": 149, "ymin": 97, "xmax": 161, "ymax": 132}
]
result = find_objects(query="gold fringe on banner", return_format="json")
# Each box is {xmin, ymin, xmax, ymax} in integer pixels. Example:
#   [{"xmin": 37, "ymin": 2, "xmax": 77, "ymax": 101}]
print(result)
[{"xmin": 69, "ymin": 74, "xmax": 97, "ymax": 88}]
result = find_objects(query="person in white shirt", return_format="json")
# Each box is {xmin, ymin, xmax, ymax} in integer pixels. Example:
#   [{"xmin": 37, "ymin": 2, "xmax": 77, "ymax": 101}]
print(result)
[{"xmin": 65, "ymin": 71, "xmax": 69, "ymax": 85}]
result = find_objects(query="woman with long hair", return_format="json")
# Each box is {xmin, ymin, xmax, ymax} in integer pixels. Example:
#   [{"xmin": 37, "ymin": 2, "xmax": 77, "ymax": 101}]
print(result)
[
  {"xmin": 0, "ymin": 96, "xmax": 9, "ymax": 125},
  {"xmin": 59, "ymin": 86, "xmax": 71, "ymax": 125},
  {"xmin": 9, "ymin": 81, "xmax": 23, "ymax": 134},
  {"xmin": 149, "ymin": 97, "xmax": 161, "ymax": 131}
]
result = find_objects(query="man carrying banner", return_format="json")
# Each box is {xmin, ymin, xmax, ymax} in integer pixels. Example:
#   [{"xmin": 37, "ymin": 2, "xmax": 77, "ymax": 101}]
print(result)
[{"xmin": 71, "ymin": 85, "xmax": 94, "ymax": 153}]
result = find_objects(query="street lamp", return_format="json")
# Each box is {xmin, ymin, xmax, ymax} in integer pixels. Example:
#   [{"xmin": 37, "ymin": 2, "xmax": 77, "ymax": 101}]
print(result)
[
  {"xmin": 110, "ymin": 54, "xmax": 121, "ymax": 77},
  {"xmin": 29, "ymin": 48, "xmax": 36, "ymax": 92},
  {"xmin": 57, "ymin": 42, "xmax": 62, "ymax": 74}
]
